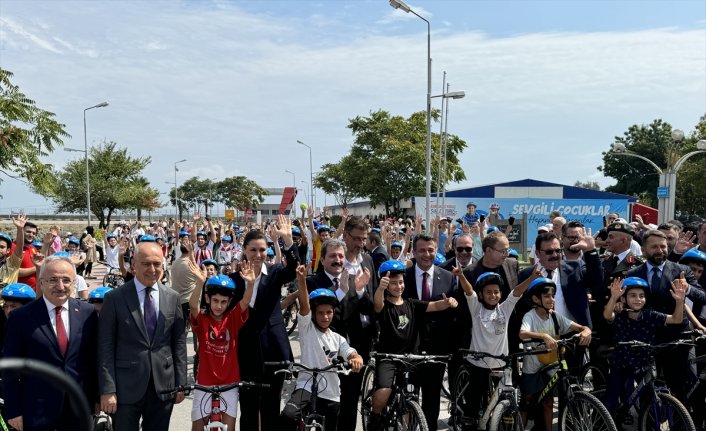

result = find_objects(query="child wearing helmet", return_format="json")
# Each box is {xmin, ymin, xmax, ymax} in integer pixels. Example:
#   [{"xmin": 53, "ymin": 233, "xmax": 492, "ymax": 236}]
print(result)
[
  {"xmin": 87, "ymin": 286, "xmax": 111, "ymax": 313},
  {"xmin": 453, "ymin": 266, "xmax": 542, "ymax": 426},
  {"xmin": 281, "ymin": 265, "xmax": 363, "ymax": 431},
  {"xmin": 187, "ymin": 260, "xmax": 257, "ymax": 430},
  {"xmin": 601, "ymin": 276, "xmax": 686, "ymax": 415},
  {"xmin": 519, "ymin": 278, "xmax": 592, "ymax": 429},
  {"xmin": 0, "ymin": 213, "xmax": 28, "ymax": 286},
  {"xmin": 2, "ymin": 283, "xmax": 35, "ymax": 318},
  {"xmin": 368, "ymin": 260, "xmax": 458, "ymax": 427}
]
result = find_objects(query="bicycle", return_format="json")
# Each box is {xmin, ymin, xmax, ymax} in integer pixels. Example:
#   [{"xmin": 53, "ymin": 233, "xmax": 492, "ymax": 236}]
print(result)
[
  {"xmin": 266, "ymin": 359, "xmax": 351, "ymax": 431},
  {"xmin": 102, "ymin": 266, "xmax": 125, "ymax": 289},
  {"xmin": 683, "ymin": 329, "xmax": 706, "ymax": 430},
  {"xmin": 613, "ymin": 339, "xmax": 696, "ymax": 431},
  {"xmin": 360, "ymin": 352, "xmax": 451, "ymax": 431},
  {"xmin": 280, "ymin": 282, "xmax": 299, "ymax": 335},
  {"xmin": 522, "ymin": 334, "xmax": 617, "ymax": 431},
  {"xmin": 161, "ymin": 381, "xmax": 269, "ymax": 431},
  {"xmin": 449, "ymin": 346, "xmax": 550, "ymax": 431}
]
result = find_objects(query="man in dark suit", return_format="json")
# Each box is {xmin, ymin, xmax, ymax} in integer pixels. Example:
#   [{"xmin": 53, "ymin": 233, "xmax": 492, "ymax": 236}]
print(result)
[
  {"xmin": 441, "ymin": 233, "xmax": 477, "ymax": 273},
  {"xmin": 4, "ymin": 254, "xmax": 98, "ymax": 431},
  {"xmin": 626, "ymin": 229, "xmax": 706, "ymax": 401},
  {"xmin": 98, "ymin": 241, "xmax": 187, "ymax": 431},
  {"xmin": 338, "ymin": 217, "xmax": 378, "ymax": 431},
  {"xmin": 403, "ymin": 233, "xmax": 456, "ymax": 431},
  {"xmin": 368, "ymin": 230, "xmax": 389, "ymax": 274}
]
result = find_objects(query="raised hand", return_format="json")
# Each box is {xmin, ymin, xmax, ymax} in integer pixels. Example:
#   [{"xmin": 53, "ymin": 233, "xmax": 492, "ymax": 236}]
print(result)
[
  {"xmin": 570, "ymin": 228, "xmax": 596, "ymax": 251},
  {"xmin": 355, "ymin": 268, "xmax": 370, "ymax": 291},
  {"xmin": 274, "ymin": 214, "xmax": 293, "ymax": 246},
  {"xmin": 240, "ymin": 260, "xmax": 256, "ymax": 284},
  {"xmin": 674, "ymin": 231, "xmax": 696, "ymax": 254},
  {"xmin": 378, "ymin": 271, "xmax": 390, "ymax": 291},
  {"xmin": 118, "ymin": 238, "xmax": 130, "ymax": 255},
  {"xmin": 295, "ymin": 264, "xmax": 307, "ymax": 283},
  {"xmin": 609, "ymin": 277, "xmax": 624, "ymax": 300},
  {"xmin": 342, "ymin": 207, "xmax": 350, "ymax": 220},
  {"xmin": 441, "ymin": 293, "xmax": 458, "ymax": 308},
  {"xmin": 670, "ymin": 272, "xmax": 688, "ymax": 302},
  {"xmin": 187, "ymin": 259, "xmax": 206, "ymax": 282},
  {"xmin": 42, "ymin": 232, "xmax": 54, "ymax": 245},
  {"xmin": 529, "ymin": 264, "xmax": 543, "ymax": 280},
  {"xmin": 10, "ymin": 211, "xmax": 28, "ymax": 229},
  {"xmin": 31, "ymin": 252, "xmax": 45, "ymax": 268}
]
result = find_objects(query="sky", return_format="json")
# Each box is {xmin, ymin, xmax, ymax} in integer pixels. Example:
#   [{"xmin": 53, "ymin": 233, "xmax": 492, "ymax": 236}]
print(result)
[{"xmin": 1, "ymin": 0, "xmax": 705, "ymax": 216}]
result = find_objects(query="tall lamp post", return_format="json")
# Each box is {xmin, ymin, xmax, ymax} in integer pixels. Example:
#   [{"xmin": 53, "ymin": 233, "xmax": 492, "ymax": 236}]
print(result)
[
  {"xmin": 78, "ymin": 101, "xmax": 108, "ymax": 225},
  {"xmin": 389, "ymin": 0, "xmax": 431, "ymax": 227},
  {"xmin": 431, "ymin": 83, "xmax": 465, "ymax": 217},
  {"xmin": 174, "ymin": 159, "xmax": 187, "ymax": 220},
  {"xmin": 285, "ymin": 170, "xmax": 296, "ymax": 187},
  {"xmin": 296, "ymin": 140, "xmax": 314, "ymax": 212},
  {"xmin": 611, "ymin": 131, "xmax": 706, "ymax": 223},
  {"xmin": 300, "ymin": 181, "xmax": 310, "ymax": 207}
]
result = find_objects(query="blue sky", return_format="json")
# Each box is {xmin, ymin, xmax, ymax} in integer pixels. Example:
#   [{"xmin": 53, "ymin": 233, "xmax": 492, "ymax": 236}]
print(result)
[{"xmin": 1, "ymin": 0, "xmax": 705, "ymax": 215}]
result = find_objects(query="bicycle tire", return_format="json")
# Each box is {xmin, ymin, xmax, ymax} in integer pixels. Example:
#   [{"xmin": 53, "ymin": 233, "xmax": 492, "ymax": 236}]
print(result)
[
  {"xmin": 488, "ymin": 399, "xmax": 522, "ymax": 431},
  {"xmin": 441, "ymin": 367, "xmax": 450, "ymax": 399},
  {"xmin": 360, "ymin": 367, "xmax": 376, "ymax": 431},
  {"xmin": 450, "ymin": 365, "xmax": 474, "ymax": 431},
  {"xmin": 285, "ymin": 301, "xmax": 299, "ymax": 335},
  {"xmin": 559, "ymin": 390, "xmax": 616, "ymax": 431},
  {"xmin": 395, "ymin": 399, "xmax": 428, "ymax": 431},
  {"xmin": 639, "ymin": 391, "xmax": 695, "ymax": 431},
  {"xmin": 578, "ymin": 363, "xmax": 608, "ymax": 396}
]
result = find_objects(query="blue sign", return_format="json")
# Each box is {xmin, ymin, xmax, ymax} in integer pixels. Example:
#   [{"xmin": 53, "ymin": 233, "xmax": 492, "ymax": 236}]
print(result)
[{"xmin": 656, "ymin": 187, "xmax": 669, "ymax": 198}]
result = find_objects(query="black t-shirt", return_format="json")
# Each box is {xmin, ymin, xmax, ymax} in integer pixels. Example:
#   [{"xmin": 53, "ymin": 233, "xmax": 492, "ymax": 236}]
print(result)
[{"xmin": 376, "ymin": 298, "xmax": 428, "ymax": 354}]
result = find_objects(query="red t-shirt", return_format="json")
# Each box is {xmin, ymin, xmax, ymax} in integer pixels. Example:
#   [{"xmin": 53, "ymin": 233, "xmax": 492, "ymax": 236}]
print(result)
[
  {"xmin": 191, "ymin": 306, "xmax": 249, "ymax": 386},
  {"xmin": 16, "ymin": 244, "xmax": 37, "ymax": 290}
]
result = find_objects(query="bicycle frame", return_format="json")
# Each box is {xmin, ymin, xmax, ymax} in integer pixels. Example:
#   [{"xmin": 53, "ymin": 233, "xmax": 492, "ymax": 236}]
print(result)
[{"xmin": 478, "ymin": 368, "xmax": 516, "ymax": 430}]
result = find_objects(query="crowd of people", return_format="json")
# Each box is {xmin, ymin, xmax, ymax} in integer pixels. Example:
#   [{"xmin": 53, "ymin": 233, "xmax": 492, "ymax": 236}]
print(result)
[{"xmin": 1, "ymin": 203, "xmax": 706, "ymax": 431}]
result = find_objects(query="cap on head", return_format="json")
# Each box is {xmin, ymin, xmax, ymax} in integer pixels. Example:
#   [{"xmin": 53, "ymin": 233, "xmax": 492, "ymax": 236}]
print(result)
[
  {"xmin": 1, "ymin": 283, "xmax": 36, "ymax": 301},
  {"xmin": 607, "ymin": 221, "xmax": 634, "ymax": 237},
  {"xmin": 528, "ymin": 277, "xmax": 557, "ymax": 296},
  {"xmin": 379, "ymin": 259, "xmax": 405, "ymax": 276},
  {"xmin": 467, "ymin": 201, "xmax": 477, "ymax": 208}
]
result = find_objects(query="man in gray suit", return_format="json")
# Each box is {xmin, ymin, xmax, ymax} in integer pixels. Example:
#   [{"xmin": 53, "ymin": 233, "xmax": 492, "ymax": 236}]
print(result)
[{"xmin": 98, "ymin": 241, "xmax": 187, "ymax": 431}]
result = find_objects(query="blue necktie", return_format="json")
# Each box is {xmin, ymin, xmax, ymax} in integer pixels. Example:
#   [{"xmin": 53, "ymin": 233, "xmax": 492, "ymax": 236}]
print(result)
[
  {"xmin": 144, "ymin": 286, "xmax": 157, "ymax": 340},
  {"xmin": 651, "ymin": 267, "xmax": 661, "ymax": 290}
]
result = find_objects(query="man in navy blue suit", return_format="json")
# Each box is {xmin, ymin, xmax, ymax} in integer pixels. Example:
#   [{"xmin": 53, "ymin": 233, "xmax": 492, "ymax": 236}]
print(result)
[{"xmin": 3, "ymin": 254, "xmax": 98, "ymax": 431}]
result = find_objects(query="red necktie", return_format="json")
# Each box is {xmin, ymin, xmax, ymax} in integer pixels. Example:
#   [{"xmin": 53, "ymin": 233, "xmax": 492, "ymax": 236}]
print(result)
[
  {"xmin": 422, "ymin": 272, "xmax": 431, "ymax": 301},
  {"xmin": 55, "ymin": 306, "xmax": 68, "ymax": 356},
  {"xmin": 547, "ymin": 269, "xmax": 553, "ymax": 279}
]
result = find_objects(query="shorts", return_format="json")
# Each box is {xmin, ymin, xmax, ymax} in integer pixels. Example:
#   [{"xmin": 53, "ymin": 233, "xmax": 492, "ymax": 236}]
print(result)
[
  {"xmin": 375, "ymin": 361, "xmax": 398, "ymax": 389},
  {"xmin": 520, "ymin": 368, "xmax": 557, "ymax": 399},
  {"xmin": 191, "ymin": 387, "xmax": 239, "ymax": 421}
]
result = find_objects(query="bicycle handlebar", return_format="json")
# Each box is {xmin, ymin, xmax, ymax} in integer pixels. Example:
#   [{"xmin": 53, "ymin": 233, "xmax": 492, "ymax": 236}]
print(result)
[
  {"xmin": 159, "ymin": 381, "xmax": 270, "ymax": 395},
  {"xmin": 617, "ymin": 339, "xmax": 695, "ymax": 350},
  {"xmin": 460, "ymin": 346, "xmax": 552, "ymax": 362},
  {"xmin": 264, "ymin": 360, "xmax": 351, "ymax": 374},
  {"xmin": 371, "ymin": 352, "xmax": 451, "ymax": 365}
]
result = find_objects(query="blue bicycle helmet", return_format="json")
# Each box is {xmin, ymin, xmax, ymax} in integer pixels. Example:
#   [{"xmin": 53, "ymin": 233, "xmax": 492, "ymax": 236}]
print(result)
[
  {"xmin": 379, "ymin": 259, "xmax": 406, "ymax": 276},
  {"xmin": 1, "ymin": 283, "xmax": 36, "ymax": 303},
  {"xmin": 178, "ymin": 230, "xmax": 189, "ymax": 238},
  {"xmin": 292, "ymin": 227, "xmax": 302, "ymax": 236},
  {"xmin": 0, "ymin": 233, "xmax": 13, "ymax": 248},
  {"xmin": 476, "ymin": 272, "xmax": 504, "ymax": 290},
  {"xmin": 221, "ymin": 235, "xmax": 232, "ymax": 242},
  {"xmin": 267, "ymin": 248, "xmax": 275, "ymax": 257},
  {"xmin": 205, "ymin": 274, "xmax": 236, "ymax": 297},
  {"xmin": 317, "ymin": 224, "xmax": 330, "ymax": 234},
  {"xmin": 390, "ymin": 241, "xmax": 403, "ymax": 249},
  {"xmin": 371, "ymin": 228, "xmax": 381, "ymax": 233},
  {"xmin": 201, "ymin": 258, "xmax": 219, "ymax": 267},
  {"xmin": 508, "ymin": 249, "xmax": 519, "ymax": 259},
  {"xmin": 680, "ymin": 249, "xmax": 706, "ymax": 266},
  {"xmin": 31, "ymin": 240, "xmax": 43, "ymax": 248},
  {"xmin": 68, "ymin": 237, "xmax": 80, "ymax": 246},
  {"xmin": 88, "ymin": 286, "xmax": 111, "ymax": 303},
  {"xmin": 137, "ymin": 234, "xmax": 155, "ymax": 243},
  {"xmin": 434, "ymin": 252, "xmax": 447, "ymax": 266},
  {"xmin": 528, "ymin": 277, "xmax": 557, "ymax": 297},
  {"xmin": 106, "ymin": 234, "xmax": 117, "ymax": 240},
  {"xmin": 52, "ymin": 251, "xmax": 70, "ymax": 257},
  {"xmin": 622, "ymin": 277, "xmax": 650, "ymax": 299},
  {"xmin": 155, "ymin": 236, "xmax": 164, "ymax": 242},
  {"xmin": 486, "ymin": 226, "xmax": 499, "ymax": 234},
  {"xmin": 196, "ymin": 230, "xmax": 208, "ymax": 238},
  {"xmin": 309, "ymin": 288, "xmax": 338, "ymax": 308}
]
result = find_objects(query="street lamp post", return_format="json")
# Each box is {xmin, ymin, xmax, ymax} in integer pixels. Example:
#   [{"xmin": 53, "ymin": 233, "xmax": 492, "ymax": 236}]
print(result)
[
  {"xmin": 300, "ymin": 181, "xmax": 310, "ymax": 207},
  {"xmin": 612, "ymin": 131, "xmax": 706, "ymax": 223},
  {"xmin": 81, "ymin": 101, "xmax": 108, "ymax": 225},
  {"xmin": 296, "ymin": 140, "xmax": 314, "ymax": 212},
  {"xmin": 389, "ymin": 0, "xmax": 431, "ymax": 228},
  {"xmin": 431, "ymin": 82, "xmax": 465, "ymax": 217},
  {"xmin": 174, "ymin": 159, "xmax": 187, "ymax": 220},
  {"xmin": 285, "ymin": 170, "xmax": 296, "ymax": 187}
]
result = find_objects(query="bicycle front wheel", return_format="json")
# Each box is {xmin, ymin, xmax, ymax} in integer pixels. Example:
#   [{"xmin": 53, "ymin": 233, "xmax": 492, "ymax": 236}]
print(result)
[
  {"xmin": 450, "ymin": 365, "xmax": 473, "ymax": 431},
  {"xmin": 488, "ymin": 399, "xmax": 522, "ymax": 431},
  {"xmin": 579, "ymin": 363, "xmax": 608, "ymax": 396},
  {"xmin": 395, "ymin": 400, "xmax": 428, "ymax": 431},
  {"xmin": 559, "ymin": 390, "xmax": 617, "ymax": 431},
  {"xmin": 639, "ymin": 391, "xmax": 695, "ymax": 431},
  {"xmin": 360, "ymin": 366, "xmax": 376, "ymax": 431}
]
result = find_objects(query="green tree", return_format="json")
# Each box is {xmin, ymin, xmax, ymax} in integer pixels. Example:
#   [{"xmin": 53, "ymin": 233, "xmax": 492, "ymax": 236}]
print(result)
[
  {"xmin": 344, "ymin": 109, "xmax": 467, "ymax": 214},
  {"xmin": 0, "ymin": 68, "xmax": 69, "ymax": 195},
  {"xmin": 52, "ymin": 141, "xmax": 156, "ymax": 229},
  {"xmin": 599, "ymin": 117, "xmax": 706, "ymax": 216},
  {"xmin": 215, "ymin": 176, "xmax": 268, "ymax": 211},
  {"xmin": 573, "ymin": 180, "xmax": 601, "ymax": 191},
  {"xmin": 313, "ymin": 156, "xmax": 359, "ymax": 208}
]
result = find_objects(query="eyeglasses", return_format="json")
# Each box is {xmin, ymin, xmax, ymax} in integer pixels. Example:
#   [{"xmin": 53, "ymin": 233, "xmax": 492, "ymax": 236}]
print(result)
[
  {"xmin": 492, "ymin": 247, "xmax": 510, "ymax": 256},
  {"xmin": 565, "ymin": 236, "xmax": 580, "ymax": 242},
  {"xmin": 456, "ymin": 247, "xmax": 473, "ymax": 253},
  {"xmin": 44, "ymin": 277, "xmax": 74, "ymax": 286},
  {"xmin": 541, "ymin": 248, "xmax": 562, "ymax": 255}
]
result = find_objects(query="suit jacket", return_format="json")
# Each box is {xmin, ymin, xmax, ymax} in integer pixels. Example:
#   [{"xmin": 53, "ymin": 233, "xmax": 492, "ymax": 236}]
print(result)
[
  {"xmin": 441, "ymin": 256, "xmax": 477, "ymax": 273},
  {"xmin": 403, "ymin": 265, "xmax": 457, "ymax": 354},
  {"xmin": 626, "ymin": 261, "xmax": 706, "ymax": 316},
  {"xmin": 233, "ymin": 245, "xmax": 299, "ymax": 381},
  {"xmin": 4, "ymin": 298, "xmax": 98, "ymax": 429},
  {"xmin": 98, "ymin": 280, "xmax": 186, "ymax": 404},
  {"xmin": 369, "ymin": 246, "xmax": 389, "ymax": 274},
  {"xmin": 518, "ymin": 251, "xmax": 601, "ymax": 328},
  {"xmin": 306, "ymin": 267, "xmax": 377, "ymax": 359}
]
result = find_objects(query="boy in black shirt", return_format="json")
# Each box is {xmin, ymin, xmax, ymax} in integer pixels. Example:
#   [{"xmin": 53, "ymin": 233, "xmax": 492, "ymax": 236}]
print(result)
[{"xmin": 369, "ymin": 260, "xmax": 457, "ymax": 429}]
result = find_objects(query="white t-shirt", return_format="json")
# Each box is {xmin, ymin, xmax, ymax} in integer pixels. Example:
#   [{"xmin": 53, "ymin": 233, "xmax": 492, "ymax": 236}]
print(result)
[
  {"xmin": 295, "ymin": 312, "xmax": 356, "ymax": 402},
  {"xmin": 105, "ymin": 245, "xmax": 121, "ymax": 269},
  {"xmin": 75, "ymin": 275, "xmax": 88, "ymax": 295},
  {"xmin": 466, "ymin": 291, "xmax": 520, "ymax": 369},
  {"xmin": 520, "ymin": 309, "xmax": 573, "ymax": 374}
]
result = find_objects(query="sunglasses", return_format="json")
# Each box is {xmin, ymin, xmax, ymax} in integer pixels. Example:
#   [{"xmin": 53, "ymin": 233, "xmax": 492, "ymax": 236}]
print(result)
[
  {"xmin": 541, "ymin": 248, "xmax": 562, "ymax": 255},
  {"xmin": 456, "ymin": 247, "xmax": 473, "ymax": 253}
]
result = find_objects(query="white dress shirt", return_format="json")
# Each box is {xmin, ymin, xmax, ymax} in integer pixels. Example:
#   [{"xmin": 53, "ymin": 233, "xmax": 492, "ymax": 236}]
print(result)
[
  {"xmin": 43, "ymin": 296, "xmax": 69, "ymax": 341},
  {"xmin": 134, "ymin": 278, "xmax": 160, "ymax": 317},
  {"xmin": 415, "ymin": 265, "xmax": 435, "ymax": 300},
  {"xmin": 250, "ymin": 263, "xmax": 268, "ymax": 308}
]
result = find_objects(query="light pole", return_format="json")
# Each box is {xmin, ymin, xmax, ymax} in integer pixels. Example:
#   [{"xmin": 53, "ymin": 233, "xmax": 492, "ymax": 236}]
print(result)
[
  {"xmin": 174, "ymin": 159, "xmax": 187, "ymax": 220},
  {"xmin": 296, "ymin": 140, "xmax": 314, "ymax": 212},
  {"xmin": 390, "ymin": 0, "xmax": 431, "ymax": 227},
  {"xmin": 285, "ymin": 170, "xmax": 296, "ymax": 187},
  {"xmin": 431, "ymin": 81, "xmax": 465, "ymax": 216},
  {"xmin": 79, "ymin": 101, "xmax": 108, "ymax": 225},
  {"xmin": 300, "ymin": 181, "xmax": 310, "ymax": 207},
  {"xmin": 208, "ymin": 177, "xmax": 217, "ymax": 217},
  {"xmin": 611, "ymin": 131, "xmax": 706, "ymax": 223}
]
